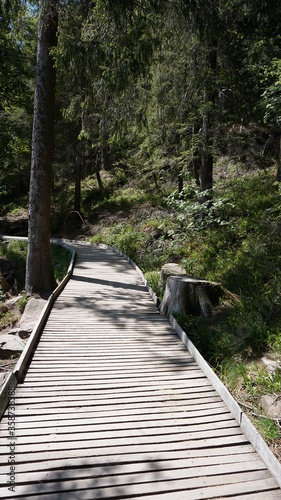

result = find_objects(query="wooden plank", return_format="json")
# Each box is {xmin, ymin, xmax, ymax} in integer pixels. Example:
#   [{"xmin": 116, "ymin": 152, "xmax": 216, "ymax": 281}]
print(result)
[
  {"xmin": 0, "ymin": 448, "xmax": 260, "ymax": 476},
  {"xmin": 1, "ymin": 473, "xmax": 279, "ymax": 499},
  {"xmin": 13, "ymin": 390, "xmax": 219, "ymax": 404},
  {"xmin": 0, "ymin": 456, "xmax": 267, "ymax": 484},
  {"xmin": 4, "ymin": 439, "xmax": 253, "ymax": 470},
  {"xmin": 14, "ymin": 384, "xmax": 213, "ymax": 398},
  {"xmin": 1, "ymin": 467, "xmax": 274, "ymax": 498},
  {"xmin": 0, "ymin": 410, "xmax": 235, "ymax": 432},
  {"xmin": 13, "ymin": 389, "xmax": 220, "ymax": 401},
  {"xmin": 3, "ymin": 401, "xmax": 229, "ymax": 417},
  {"xmin": 17, "ymin": 380, "xmax": 210, "ymax": 390},
  {"xmin": 0, "ymin": 417, "xmax": 238, "ymax": 438},
  {"xmin": 0, "ymin": 422, "xmax": 242, "ymax": 448},
  {"xmin": 225, "ymin": 493, "xmax": 281, "ymax": 500},
  {"xmin": 24, "ymin": 358, "xmax": 199, "ymax": 366},
  {"xmin": 0, "ymin": 435, "xmax": 249, "ymax": 460},
  {"xmin": 12, "ymin": 397, "xmax": 222, "ymax": 412}
]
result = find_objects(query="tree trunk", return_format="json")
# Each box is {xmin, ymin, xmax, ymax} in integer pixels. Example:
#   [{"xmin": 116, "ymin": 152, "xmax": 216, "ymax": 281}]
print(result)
[
  {"xmin": 96, "ymin": 167, "xmax": 105, "ymax": 191},
  {"xmin": 277, "ymin": 134, "xmax": 281, "ymax": 182},
  {"xmin": 200, "ymin": 40, "xmax": 217, "ymax": 214},
  {"xmin": 74, "ymin": 160, "xmax": 82, "ymax": 213},
  {"xmin": 201, "ymin": 89, "xmax": 214, "ymax": 198},
  {"xmin": 95, "ymin": 151, "xmax": 105, "ymax": 191},
  {"xmin": 159, "ymin": 276, "xmax": 223, "ymax": 318},
  {"xmin": 74, "ymin": 143, "xmax": 83, "ymax": 213},
  {"xmin": 192, "ymin": 124, "xmax": 201, "ymax": 187},
  {"xmin": 25, "ymin": 0, "xmax": 58, "ymax": 295}
]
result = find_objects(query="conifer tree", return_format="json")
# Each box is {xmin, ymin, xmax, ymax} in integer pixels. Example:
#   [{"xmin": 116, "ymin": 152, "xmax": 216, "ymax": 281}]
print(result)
[{"xmin": 25, "ymin": 0, "xmax": 58, "ymax": 294}]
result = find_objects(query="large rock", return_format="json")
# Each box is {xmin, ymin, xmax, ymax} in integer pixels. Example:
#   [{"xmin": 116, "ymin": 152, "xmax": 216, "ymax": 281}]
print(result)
[
  {"xmin": 159, "ymin": 263, "xmax": 186, "ymax": 293},
  {"xmin": 18, "ymin": 297, "xmax": 47, "ymax": 337},
  {"xmin": 160, "ymin": 276, "xmax": 223, "ymax": 318},
  {"xmin": 0, "ymin": 334, "xmax": 26, "ymax": 358},
  {"xmin": 261, "ymin": 356, "xmax": 281, "ymax": 376},
  {"xmin": 261, "ymin": 394, "xmax": 281, "ymax": 419}
]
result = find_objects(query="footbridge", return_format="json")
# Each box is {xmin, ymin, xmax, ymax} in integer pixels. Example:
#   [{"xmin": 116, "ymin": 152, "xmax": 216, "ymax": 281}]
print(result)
[{"xmin": 1, "ymin": 241, "xmax": 281, "ymax": 499}]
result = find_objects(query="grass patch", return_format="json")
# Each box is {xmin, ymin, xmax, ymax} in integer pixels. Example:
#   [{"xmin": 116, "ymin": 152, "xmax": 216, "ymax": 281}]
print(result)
[
  {"xmin": 0, "ymin": 307, "xmax": 18, "ymax": 330},
  {"xmin": 51, "ymin": 243, "xmax": 72, "ymax": 282},
  {"xmin": 0, "ymin": 240, "xmax": 72, "ymax": 295}
]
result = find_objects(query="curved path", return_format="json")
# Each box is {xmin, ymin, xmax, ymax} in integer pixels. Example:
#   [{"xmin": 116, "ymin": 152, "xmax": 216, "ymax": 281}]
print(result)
[{"xmin": 1, "ymin": 242, "xmax": 281, "ymax": 499}]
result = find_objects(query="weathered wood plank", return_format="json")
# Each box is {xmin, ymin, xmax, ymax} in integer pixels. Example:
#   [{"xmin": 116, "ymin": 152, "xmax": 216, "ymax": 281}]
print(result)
[
  {"xmin": 0, "ymin": 456, "xmax": 267, "ymax": 484},
  {"xmin": 0, "ymin": 417, "xmax": 238, "ymax": 439},
  {"xmin": 1, "ymin": 474, "xmax": 279, "ymax": 500},
  {"xmin": 0, "ymin": 434, "xmax": 250, "ymax": 461},
  {"xmin": 0, "ymin": 422, "xmax": 243, "ymax": 448},
  {"xmin": 1, "ymin": 468, "xmax": 274, "ymax": 498},
  {"xmin": 13, "ymin": 391, "xmax": 219, "ymax": 405},
  {"xmin": 3, "ymin": 401, "xmax": 229, "ymax": 418},
  {"xmin": 0, "ymin": 409, "xmax": 235, "ymax": 433},
  {"xmin": 0, "ymin": 448, "xmax": 261, "ymax": 477},
  {"xmin": 13, "ymin": 387, "xmax": 214, "ymax": 401}
]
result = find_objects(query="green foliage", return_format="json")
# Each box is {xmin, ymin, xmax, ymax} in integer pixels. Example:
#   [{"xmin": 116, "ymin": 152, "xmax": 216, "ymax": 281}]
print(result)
[
  {"xmin": 260, "ymin": 59, "xmax": 281, "ymax": 126},
  {"xmin": 0, "ymin": 241, "xmax": 72, "ymax": 294},
  {"xmin": 91, "ymin": 223, "xmax": 150, "ymax": 263},
  {"xmin": 4, "ymin": 239, "xmax": 28, "ymax": 262},
  {"xmin": 144, "ymin": 270, "xmax": 161, "ymax": 298},
  {"xmin": 17, "ymin": 293, "xmax": 29, "ymax": 314},
  {"xmin": 1, "ymin": 240, "xmax": 28, "ymax": 289},
  {"xmin": 255, "ymin": 417, "xmax": 280, "ymax": 442},
  {"xmin": 0, "ymin": 285, "xmax": 5, "ymax": 303},
  {"xmin": 0, "ymin": 1, "xmax": 37, "ymax": 204},
  {"xmin": 50, "ymin": 244, "xmax": 72, "ymax": 282},
  {"xmin": 0, "ymin": 307, "xmax": 18, "ymax": 330}
]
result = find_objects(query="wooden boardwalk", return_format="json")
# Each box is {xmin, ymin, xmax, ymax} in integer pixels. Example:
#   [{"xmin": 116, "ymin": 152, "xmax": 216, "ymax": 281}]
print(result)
[{"xmin": 1, "ymin": 242, "xmax": 281, "ymax": 499}]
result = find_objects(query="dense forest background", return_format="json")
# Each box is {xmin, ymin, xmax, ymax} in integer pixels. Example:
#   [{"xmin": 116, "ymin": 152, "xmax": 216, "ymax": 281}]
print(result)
[
  {"xmin": 1, "ymin": 0, "xmax": 281, "ymax": 452},
  {"xmin": 2, "ymin": 0, "xmax": 281, "ymax": 215}
]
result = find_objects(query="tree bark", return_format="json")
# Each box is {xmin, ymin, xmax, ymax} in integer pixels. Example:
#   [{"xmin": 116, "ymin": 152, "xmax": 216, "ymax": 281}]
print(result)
[
  {"xmin": 25, "ymin": 0, "xmax": 58, "ymax": 295},
  {"xmin": 201, "ymin": 88, "xmax": 214, "ymax": 198},
  {"xmin": 200, "ymin": 40, "xmax": 217, "ymax": 214},
  {"xmin": 159, "ymin": 276, "xmax": 223, "ymax": 318},
  {"xmin": 74, "ymin": 144, "xmax": 83, "ymax": 213},
  {"xmin": 277, "ymin": 134, "xmax": 281, "ymax": 182}
]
